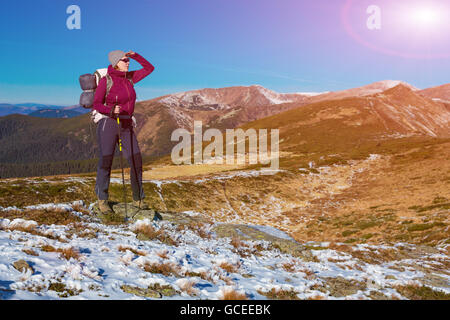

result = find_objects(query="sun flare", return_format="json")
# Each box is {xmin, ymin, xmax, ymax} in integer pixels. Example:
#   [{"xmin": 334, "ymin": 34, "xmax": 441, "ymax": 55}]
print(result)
[
  {"xmin": 411, "ymin": 7, "xmax": 439, "ymax": 26},
  {"xmin": 404, "ymin": 4, "xmax": 444, "ymax": 32}
]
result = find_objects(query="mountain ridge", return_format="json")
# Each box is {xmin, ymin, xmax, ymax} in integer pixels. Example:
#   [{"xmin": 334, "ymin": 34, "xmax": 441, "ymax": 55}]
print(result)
[{"xmin": 1, "ymin": 80, "xmax": 449, "ymax": 178}]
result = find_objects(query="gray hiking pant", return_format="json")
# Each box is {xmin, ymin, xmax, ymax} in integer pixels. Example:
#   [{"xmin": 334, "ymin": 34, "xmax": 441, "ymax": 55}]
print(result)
[{"xmin": 94, "ymin": 116, "xmax": 145, "ymax": 201}]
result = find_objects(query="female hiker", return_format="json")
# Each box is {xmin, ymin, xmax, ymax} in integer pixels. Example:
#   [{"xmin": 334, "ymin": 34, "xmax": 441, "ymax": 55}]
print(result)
[{"xmin": 93, "ymin": 50, "xmax": 155, "ymax": 215}]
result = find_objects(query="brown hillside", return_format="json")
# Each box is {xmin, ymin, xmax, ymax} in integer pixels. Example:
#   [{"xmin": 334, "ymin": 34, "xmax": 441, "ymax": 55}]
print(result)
[{"xmin": 419, "ymin": 83, "xmax": 450, "ymax": 102}]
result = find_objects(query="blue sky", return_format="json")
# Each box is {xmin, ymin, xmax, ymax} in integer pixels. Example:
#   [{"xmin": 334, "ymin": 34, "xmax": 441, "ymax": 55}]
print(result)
[{"xmin": 1, "ymin": 0, "xmax": 449, "ymax": 105}]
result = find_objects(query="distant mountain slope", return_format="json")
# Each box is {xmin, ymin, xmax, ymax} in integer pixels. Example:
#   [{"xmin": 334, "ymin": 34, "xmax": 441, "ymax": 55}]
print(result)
[
  {"xmin": 0, "ymin": 113, "xmax": 96, "ymax": 164},
  {"xmin": 62, "ymin": 105, "xmax": 92, "ymax": 114},
  {"xmin": 0, "ymin": 113, "xmax": 99, "ymax": 178},
  {"xmin": 28, "ymin": 108, "xmax": 82, "ymax": 118},
  {"xmin": 1, "ymin": 81, "xmax": 449, "ymax": 178},
  {"xmin": 0, "ymin": 104, "xmax": 34, "ymax": 117},
  {"xmin": 0, "ymin": 103, "xmax": 90, "ymax": 117},
  {"xmin": 307, "ymin": 80, "xmax": 419, "ymax": 103},
  {"xmin": 138, "ymin": 81, "xmax": 420, "ymax": 133},
  {"xmin": 132, "ymin": 85, "xmax": 316, "ymax": 155},
  {"xmin": 418, "ymin": 84, "xmax": 450, "ymax": 110},
  {"xmin": 239, "ymin": 84, "xmax": 450, "ymax": 165},
  {"xmin": 155, "ymin": 85, "xmax": 311, "ymax": 110}
]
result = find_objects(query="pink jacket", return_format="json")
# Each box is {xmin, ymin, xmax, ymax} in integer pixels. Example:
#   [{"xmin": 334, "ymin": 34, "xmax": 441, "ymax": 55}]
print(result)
[{"xmin": 93, "ymin": 52, "xmax": 155, "ymax": 116}]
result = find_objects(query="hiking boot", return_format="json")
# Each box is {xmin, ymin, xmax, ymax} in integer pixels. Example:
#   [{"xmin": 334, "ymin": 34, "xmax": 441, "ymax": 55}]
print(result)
[
  {"xmin": 132, "ymin": 199, "xmax": 150, "ymax": 210},
  {"xmin": 98, "ymin": 200, "xmax": 114, "ymax": 215}
]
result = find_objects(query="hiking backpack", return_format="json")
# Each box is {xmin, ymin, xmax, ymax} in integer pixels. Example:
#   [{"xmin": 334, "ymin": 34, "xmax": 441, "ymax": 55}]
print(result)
[{"xmin": 79, "ymin": 69, "xmax": 134, "ymax": 109}]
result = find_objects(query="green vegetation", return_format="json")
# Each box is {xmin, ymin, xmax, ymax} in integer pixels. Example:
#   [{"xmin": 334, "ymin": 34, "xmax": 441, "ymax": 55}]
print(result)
[
  {"xmin": 395, "ymin": 285, "xmax": 450, "ymax": 300},
  {"xmin": 407, "ymin": 222, "xmax": 446, "ymax": 232},
  {"xmin": 0, "ymin": 158, "xmax": 102, "ymax": 179},
  {"xmin": 0, "ymin": 112, "xmax": 162, "ymax": 179},
  {"xmin": 408, "ymin": 202, "xmax": 450, "ymax": 213},
  {"xmin": 0, "ymin": 179, "xmax": 97, "ymax": 207},
  {"xmin": 0, "ymin": 207, "xmax": 82, "ymax": 226},
  {"xmin": 48, "ymin": 282, "xmax": 83, "ymax": 298},
  {"xmin": 342, "ymin": 230, "xmax": 358, "ymax": 237},
  {"xmin": 121, "ymin": 284, "xmax": 178, "ymax": 298}
]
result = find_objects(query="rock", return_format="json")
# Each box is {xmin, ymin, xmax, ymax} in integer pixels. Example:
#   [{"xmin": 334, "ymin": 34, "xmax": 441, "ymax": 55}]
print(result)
[
  {"xmin": 121, "ymin": 285, "xmax": 162, "ymax": 298},
  {"xmin": 368, "ymin": 290, "xmax": 391, "ymax": 300},
  {"xmin": 153, "ymin": 283, "xmax": 179, "ymax": 297},
  {"xmin": 316, "ymin": 277, "xmax": 367, "ymax": 297},
  {"xmin": 150, "ymin": 210, "xmax": 212, "ymax": 225},
  {"xmin": 213, "ymin": 224, "xmax": 315, "ymax": 261},
  {"xmin": 90, "ymin": 202, "xmax": 315, "ymax": 262},
  {"xmin": 121, "ymin": 283, "xmax": 179, "ymax": 298},
  {"xmin": 91, "ymin": 201, "xmax": 160, "ymax": 224},
  {"xmin": 12, "ymin": 260, "xmax": 34, "ymax": 274}
]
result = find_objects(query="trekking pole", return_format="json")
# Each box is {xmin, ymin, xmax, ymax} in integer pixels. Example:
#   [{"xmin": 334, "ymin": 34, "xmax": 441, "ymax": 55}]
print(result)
[{"xmin": 115, "ymin": 98, "xmax": 128, "ymax": 222}]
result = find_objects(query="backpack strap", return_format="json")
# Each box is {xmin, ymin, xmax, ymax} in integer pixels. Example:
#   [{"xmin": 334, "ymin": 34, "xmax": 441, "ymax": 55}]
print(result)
[
  {"xmin": 105, "ymin": 74, "xmax": 133, "ymax": 98},
  {"xmin": 94, "ymin": 70, "xmax": 103, "ymax": 85},
  {"xmin": 105, "ymin": 74, "xmax": 113, "ymax": 101}
]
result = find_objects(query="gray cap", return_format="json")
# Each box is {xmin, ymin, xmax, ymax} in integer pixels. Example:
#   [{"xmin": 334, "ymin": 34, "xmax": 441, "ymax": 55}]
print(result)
[{"xmin": 108, "ymin": 50, "xmax": 126, "ymax": 67}]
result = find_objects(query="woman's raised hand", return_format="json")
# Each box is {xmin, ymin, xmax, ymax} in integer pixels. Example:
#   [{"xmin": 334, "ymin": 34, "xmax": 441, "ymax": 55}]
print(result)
[{"xmin": 125, "ymin": 51, "xmax": 135, "ymax": 57}]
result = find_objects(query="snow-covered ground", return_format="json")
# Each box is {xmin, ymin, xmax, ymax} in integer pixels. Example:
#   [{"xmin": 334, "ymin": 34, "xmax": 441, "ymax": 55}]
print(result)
[{"xmin": 0, "ymin": 202, "xmax": 448, "ymax": 300}]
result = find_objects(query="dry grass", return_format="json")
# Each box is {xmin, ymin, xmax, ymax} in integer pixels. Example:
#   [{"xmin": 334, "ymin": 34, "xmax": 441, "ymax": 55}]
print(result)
[
  {"xmin": 0, "ymin": 208, "xmax": 81, "ymax": 226},
  {"xmin": 40, "ymin": 245, "xmax": 81, "ymax": 261},
  {"xmin": 221, "ymin": 287, "xmax": 248, "ymax": 300},
  {"xmin": 22, "ymin": 248, "xmax": 39, "ymax": 256},
  {"xmin": 117, "ymin": 245, "xmax": 146, "ymax": 256},
  {"xmin": 195, "ymin": 227, "xmax": 212, "ymax": 240},
  {"xmin": 59, "ymin": 247, "xmax": 81, "ymax": 261},
  {"xmin": 6, "ymin": 222, "xmax": 37, "ymax": 234},
  {"xmin": 231, "ymin": 236, "xmax": 247, "ymax": 249},
  {"xmin": 295, "ymin": 141, "xmax": 449, "ymax": 245},
  {"xmin": 142, "ymin": 261, "xmax": 181, "ymax": 277},
  {"xmin": 156, "ymin": 249, "xmax": 169, "ymax": 259},
  {"xmin": 139, "ymin": 163, "xmax": 246, "ymax": 180},
  {"xmin": 41, "ymin": 245, "xmax": 81, "ymax": 260},
  {"xmin": 218, "ymin": 261, "xmax": 240, "ymax": 274},
  {"xmin": 184, "ymin": 270, "xmax": 216, "ymax": 283},
  {"xmin": 281, "ymin": 262, "xmax": 297, "ymax": 273},
  {"xmin": 181, "ymin": 221, "xmax": 212, "ymax": 240},
  {"xmin": 257, "ymin": 287, "xmax": 300, "ymax": 300},
  {"xmin": 134, "ymin": 223, "xmax": 161, "ymax": 239},
  {"xmin": 66, "ymin": 222, "xmax": 98, "ymax": 239},
  {"xmin": 133, "ymin": 139, "xmax": 449, "ymax": 248},
  {"xmin": 307, "ymin": 294, "xmax": 327, "ymax": 300},
  {"xmin": 328, "ymin": 242, "xmax": 405, "ymax": 265},
  {"xmin": 299, "ymin": 268, "xmax": 316, "ymax": 278},
  {"xmin": 2, "ymin": 219, "xmax": 70, "ymax": 242},
  {"xmin": 71, "ymin": 202, "xmax": 90, "ymax": 215},
  {"xmin": 41, "ymin": 244, "xmax": 57, "ymax": 252},
  {"xmin": 48, "ymin": 281, "xmax": 83, "ymax": 298},
  {"xmin": 394, "ymin": 283, "xmax": 450, "ymax": 300},
  {"xmin": 133, "ymin": 223, "xmax": 179, "ymax": 246},
  {"xmin": 177, "ymin": 279, "xmax": 199, "ymax": 296}
]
